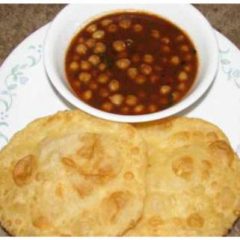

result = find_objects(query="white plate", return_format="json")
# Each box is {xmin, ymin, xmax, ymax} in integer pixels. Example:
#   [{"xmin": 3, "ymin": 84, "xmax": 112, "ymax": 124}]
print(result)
[{"xmin": 0, "ymin": 24, "xmax": 240, "ymax": 236}]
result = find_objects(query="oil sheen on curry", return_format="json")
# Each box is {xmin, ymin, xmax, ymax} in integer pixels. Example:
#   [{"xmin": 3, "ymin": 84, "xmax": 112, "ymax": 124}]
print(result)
[{"xmin": 65, "ymin": 12, "xmax": 198, "ymax": 115}]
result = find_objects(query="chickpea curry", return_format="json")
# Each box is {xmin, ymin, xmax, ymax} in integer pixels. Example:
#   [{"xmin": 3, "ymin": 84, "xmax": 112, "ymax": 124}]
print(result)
[{"xmin": 65, "ymin": 12, "xmax": 198, "ymax": 115}]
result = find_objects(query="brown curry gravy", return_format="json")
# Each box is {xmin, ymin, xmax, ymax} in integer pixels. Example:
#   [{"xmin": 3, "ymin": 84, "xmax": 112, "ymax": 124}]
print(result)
[{"xmin": 65, "ymin": 11, "xmax": 198, "ymax": 115}]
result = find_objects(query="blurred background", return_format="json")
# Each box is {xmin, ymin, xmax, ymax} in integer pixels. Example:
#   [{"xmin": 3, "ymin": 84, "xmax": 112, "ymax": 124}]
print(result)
[
  {"xmin": 0, "ymin": 4, "xmax": 240, "ymax": 65},
  {"xmin": 0, "ymin": 3, "xmax": 240, "ymax": 236}
]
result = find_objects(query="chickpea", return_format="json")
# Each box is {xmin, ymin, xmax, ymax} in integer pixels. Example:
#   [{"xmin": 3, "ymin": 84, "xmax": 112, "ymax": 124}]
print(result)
[
  {"xmin": 161, "ymin": 37, "xmax": 170, "ymax": 44},
  {"xmin": 109, "ymin": 94, "xmax": 124, "ymax": 105},
  {"xmin": 89, "ymin": 82, "xmax": 98, "ymax": 90},
  {"xmin": 101, "ymin": 18, "xmax": 112, "ymax": 27},
  {"xmin": 79, "ymin": 72, "xmax": 91, "ymax": 83},
  {"xmin": 178, "ymin": 83, "xmax": 186, "ymax": 91},
  {"xmin": 86, "ymin": 38, "xmax": 96, "ymax": 48},
  {"xmin": 160, "ymin": 98, "xmax": 169, "ymax": 105},
  {"xmin": 172, "ymin": 91, "xmax": 180, "ymax": 101},
  {"xmin": 176, "ymin": 34, "xmax": 184, "ymax": 42},
  {"xmin": 121, "ymin": 106, "xmax": 130, "ymax": 114},
  {"xmin": 82, "ymin": 90, "xmax": 92, "ymax": 100},
  {"xmin": 162, "ymin": 45, "xmax": 170, "ymax": 53},
  {"xmin": 151, "ymin": 29, "xmax": 160, "ymax": 39},
  {"xmin": 170, "ymin": 56, "xmax": 180, "ymax": 65},
  {"xmin": 108, "ymin": 79, "xmax": 120, "ymax": 92},
  {"xmin": 132, "ymin": 54, "xmax": 141, "ymax": 63},
  {"xmin": 126, "ymin": 95, "xmax": 138, "ymax": 106},
  {"xmin": 101, "ymin": 102, "xmax": 113, "ymax": 111},
  {"xmin": 107, "ymin": 24, "xmax": 118, "ymax": 33},
  {"xmin": 86, "ymin": 24, "xmax": 97, "ymax": 33},
  {"xmin": 185, "ymin": 54, "xmax": 192, "ymax": 61},
  {"xmin": 78, "ymin": 37, "xmax": 84, "ymax": 43},
  {"xmin": 94, "ymin": 42, "xmax": 106, "ymax": 54},
  {"xmin": 160, "ymin": 85, "xmax": 171, "ymax": 95},
  {"xmin": 112, "ymin": 40, "xmax": 126, "ymax": 52},
  {"xmin": 178, "ymin": 71, "xmax": 188, "ymax": 81},
  {"xmin": 97, "ymin": 73, "xmax": 109, "ymax": 84},
  {"xmin": 143, "ymin": 54, "xmax": 154, "ymax": 63},
  {"xmin": 133, "ymin": 24, "xmax": 143, "ymax": 32},
  {"xmin": 135, "ymin": 75, "xmax": 146, "ymax": 84},
  {"xmin": 92, "ymin": 30, "xmax": 105, "ymax": 39},
  {"xmin": 88, "ymin": 55, "xmax": 100, "ymax": 66},
  {"xmin": 184, "ymin": 65, "xmax": 192, "ymax": 72},
  {"xmin": 116, "ymin": 58, "xmax": 131, "ymax": 70},
  {"xmin": 73, "ymin": 81, "xmax": 81, "ymax": 88},
  {"xmin": 134, "ymin": 104, "xmax": 144, "ymax": 113},
  {"xmin": 119, "ymin": 19, "xmax": 131, "ymax": 29},
  {"xmin": 180, "ymin": 45, "xmax": 189, "ymax": 52},
  {"xmin": 80, "ymin": 60, "xmax": 91, "ymax": 70},
  {"xmin": 73, "ymin": 55, "xmax": 80, "ymax": 61},
  {"xmin": 69, "ymin": 61, "xmax": 79, "ymax": 71},
  {"xmin": 127, "ymin": 67, "xmax": 138, "ymax": 79},
  {"xmin": 148, "ymin": 104, "xmax": 158, "ymax": 113},
  {"xmin": 141, "ymin": 64, "xmax": 152, "ymax": 75},
  {"xmin": 76, "ymin": 43, "xmax": 87, "ymax": 55},
  {"xmin": 150, "ymin": 75, "xmax": 160, "ymax": 84},
  {"xmin": 99, "ymin": 88, "xmax": 109, "ymax": 98},
  {"xmin": 98, "ymin": 63, "xmax": 107, "ymax": 71}
]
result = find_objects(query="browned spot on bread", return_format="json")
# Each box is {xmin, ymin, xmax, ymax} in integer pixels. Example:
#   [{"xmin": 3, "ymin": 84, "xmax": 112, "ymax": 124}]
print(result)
[
  {"xmin": 201, "ymin": 160, "xmax": 212, "ymax": 180},
  {"xmin": 206, "ymin": 131, "xmax": 218, "ymax": 142},
  {"xmin": 77, "ymin": 134, "xmax": 98, "ymax": 159},
  {"xmin": 172, "ymin": 217, "xmax": 185, "ymax": 228},
  {"xmin": 148, "ymin": 216, "xmax": 164, "ymax": 227},
  {"xmin": 187, "ymin": 213, "xmax": 204, "ymax": 228},
  {"xmin": 55, "ymin": 184, "xmax": 64, "ymax": 198},
  {"xmin": 192, "ymin": 131, "xmax": 203, "ymax": 138},
  {"xmin": 33, "ymin": 216, "xmax": 51, "ymax": 229},
  {"xmin": 12, "ymin": 155, "xmax": 36, "ymax": 186},
  {"xmin": 124, "ymin": 171, "xmax": 134, "ymax": 180},
  {"xmin": 76, "ymin": 134, "xmax": 120, "ymax": 181},
  {"xmin": 103, "ymin": 191, "xmax": 130, "ymax": 223},
  {"xmin": 215, "ymin": 187, "xmax": 236, "ymax": 210},
  {"xmin": 209, "ymin": 140, "xmax": 234, "ymax": 167},
  {"xmin": 131, "ymin": 147, "xmax": 140, "ymax": 155},
  {"xmin": 172, "ymin": 131, "xmax": 190, "ymax": 142},
  {"xmin": 234, "ymin": 209, "xmax": 240, "ymax": 216},
  {"xmin": 61, "ymin": 157, "xmax": 77, "ymax": 169},
  {"xmin": 73, "ymin": 183, "xmax": 93, "ymax": 197},
  {"xmin": 172, "ymin": 156, "xmax": 193, "ymax": 179},
  {"xmin": 15, "ymin": 219, "xmax": 22, "ymax": 225}
]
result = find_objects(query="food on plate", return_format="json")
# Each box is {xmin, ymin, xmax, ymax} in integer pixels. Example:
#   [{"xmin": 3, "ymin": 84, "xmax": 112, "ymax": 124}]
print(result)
[
  {"xmin": 125, "ymin": 117, "xmax": 240, "ymax": 236},
  {"xmin": 0, "ymin": 111, "xmax": 239, "ymax": 236},
  {"xmin": 0, "ymin": 110, "xmax": 147, "ymax": 236},
  {"xmin": 65, "ymin": 12, "xmax": 198, "ymax": 115}
]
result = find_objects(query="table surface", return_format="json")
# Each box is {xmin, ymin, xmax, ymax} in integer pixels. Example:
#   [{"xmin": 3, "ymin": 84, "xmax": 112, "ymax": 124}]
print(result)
[{"xmin": 0, "ymin": 4, "xmax": 240, "ymax": 65}]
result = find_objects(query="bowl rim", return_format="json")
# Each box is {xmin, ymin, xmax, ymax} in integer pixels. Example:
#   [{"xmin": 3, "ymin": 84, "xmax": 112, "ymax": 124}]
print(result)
[{"xmin": 44, "ymin": 3, "xmax": 219, "ymax": 123}]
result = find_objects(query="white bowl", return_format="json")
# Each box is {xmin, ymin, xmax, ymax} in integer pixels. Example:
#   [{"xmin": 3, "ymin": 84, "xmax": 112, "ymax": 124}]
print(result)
[{"xmin": 44, "ymin": 3, "xmax": 219, "ymax": 123}]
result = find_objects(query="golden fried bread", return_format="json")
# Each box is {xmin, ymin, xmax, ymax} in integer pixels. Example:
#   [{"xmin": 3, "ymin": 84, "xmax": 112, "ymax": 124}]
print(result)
[
  {"xmin": 0, "ymin": 110, "xmax": 147, "ymax": 236},
  {"xmin": 126, "ymin": 117, "xmax": 240, "ymax": 236}
]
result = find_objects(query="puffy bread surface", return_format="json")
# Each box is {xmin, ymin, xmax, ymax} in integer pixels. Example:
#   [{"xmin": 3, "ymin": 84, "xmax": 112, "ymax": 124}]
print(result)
[
  {"xmin": 0, "ymin": 110, "xmax": 147, "ymax": 236},
  {"xmin": 126, "ymin": 117, "xmax": 240, "ymax": 236}
]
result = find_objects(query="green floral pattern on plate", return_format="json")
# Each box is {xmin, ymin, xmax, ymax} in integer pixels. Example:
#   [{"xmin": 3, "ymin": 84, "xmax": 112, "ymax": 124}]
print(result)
[
  {"xmin": 0, "ymin": 44, "xmax": 42, "ymax": 144},
  {"xmin": 219, "ymin": 47, "xmax": 240, "ymax": 88}
]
